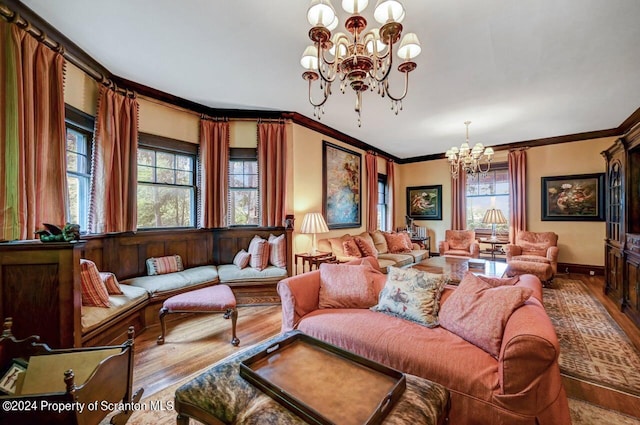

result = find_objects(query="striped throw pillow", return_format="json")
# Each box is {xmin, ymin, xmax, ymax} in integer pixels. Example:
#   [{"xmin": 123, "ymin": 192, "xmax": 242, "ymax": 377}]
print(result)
[
  {"xmin": 80, "ymin": 259, "xmax": 110, "ymax": 307},
  {"xmin": 99, "ymin": 271, "xmax": 123, "ymax": 295},
  {"xmin": 268, "ymin": 234, "xmax": 287, "ymax": 268},
  {"xmin": 233, "ymin": 249, "xmax": 251, "ymax": 269},
  {"xmin": 147, "ymin": 255, "xmax": 184, "ymax": 276},
  {"xmin": 248, "ymin": 236, "xmax": 270, "ymax": 271}
]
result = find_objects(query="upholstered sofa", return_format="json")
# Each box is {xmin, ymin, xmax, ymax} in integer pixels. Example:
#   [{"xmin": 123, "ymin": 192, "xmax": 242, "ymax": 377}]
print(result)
[
  {"xmin": 438, "ymin": 229, "xmax": 480, "ymax": 258},
  {"xmin": 277, "ymin": 257, "xmax": 571, "ymax": 425},
  {"xmin": 318, "ymin": 230, "xmax": 429, "ymax": 273}
]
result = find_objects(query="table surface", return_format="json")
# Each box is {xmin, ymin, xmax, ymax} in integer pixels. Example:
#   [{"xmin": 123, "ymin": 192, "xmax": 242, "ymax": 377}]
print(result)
[{"xmin": 413, "ymin": 256, "xmax": 508, "ymax": 283}]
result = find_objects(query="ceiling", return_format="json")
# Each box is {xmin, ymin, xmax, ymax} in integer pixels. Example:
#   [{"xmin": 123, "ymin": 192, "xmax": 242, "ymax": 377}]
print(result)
[{"xmin": 20, "ymin": 0, "xmax": 640, "ymax": 159}]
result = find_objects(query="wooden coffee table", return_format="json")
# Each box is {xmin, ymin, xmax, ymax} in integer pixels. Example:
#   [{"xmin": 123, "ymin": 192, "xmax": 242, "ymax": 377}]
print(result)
[{"xmin": 413, "ymin": 256, "xmax": 508, "ymax": 284}]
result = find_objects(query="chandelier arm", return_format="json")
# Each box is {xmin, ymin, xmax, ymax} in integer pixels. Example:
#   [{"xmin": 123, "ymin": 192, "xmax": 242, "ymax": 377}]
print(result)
[
  {"xmin": 371, "ymin": 40, "xmax": 395, "ymax": 83},
  {"xmin": 383, "ymin": 69, "xmax": 410, "ymax": 102},
  {"xmin": 307, "ymin": 78, "xmax": 330, "ymax": 108},
  {"xmin": 476, "ymin": 159, "xmax": 492, "ymax": 174},
  {"xmin": 315, "ymin": 43, "xmax": 338, "ymax": 84}
]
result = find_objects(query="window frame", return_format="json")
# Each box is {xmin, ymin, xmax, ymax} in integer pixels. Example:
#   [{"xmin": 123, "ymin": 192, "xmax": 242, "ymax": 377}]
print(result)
[
  {"xmin": 465, "ymin": 162, "xmax": 509, "ymax": 238},
  {"xmin": 228, "ymin": 148, "xmax": 260, "ymax": 227},
  {"xmin": 377, "ymin": 173, "xmax": 388, "ymax": 231}
]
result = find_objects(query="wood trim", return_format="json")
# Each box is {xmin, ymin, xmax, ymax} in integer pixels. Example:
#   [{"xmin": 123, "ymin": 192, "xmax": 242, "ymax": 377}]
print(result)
[
  {"xmin": 65, "ymin": 103, "xmax": 95, "ymax": 131},
  {"xmin": 557, "ymin": 263, "xmax": 604, "ymax": 276},
  {"xmin": 619, "ymin": 106, "xmax": 640, "ymax": 136}
]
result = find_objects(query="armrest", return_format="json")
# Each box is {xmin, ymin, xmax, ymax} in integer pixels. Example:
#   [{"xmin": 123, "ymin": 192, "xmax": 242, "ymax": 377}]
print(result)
[
  {"xmin": 469, "ymin": 242, "xmax": 480, "ymax": 258},
  {"xmin": 546, "ymin": 246, "xmax": 559, "ymax": 264},
  {"xmin": 438, "ymin": 241, "xmax": 449, "ymax": 255},
  {"xmin": 504, "ymin": 244, "xmax": 522, "ymax": 260},
  {"xmin": 277, "ymin": 271, "xmax": 321, "ymax": 332}
]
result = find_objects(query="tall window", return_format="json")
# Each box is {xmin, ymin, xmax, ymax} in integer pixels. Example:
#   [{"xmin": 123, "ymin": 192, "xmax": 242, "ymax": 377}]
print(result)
[
  {"xmin": 65, "ymin": 105, "xmax": 94, "ymax": 232},
  {"xmin": 377, "ymin": 174, "xmax": 388, "ymax": 231},
  {"xmin": 137, "ymin": 134, "xmax": 196, "ymax": 229},
  {"xmin": 228, "ymin": 148, "xmax": 259, "ymax": 226},
  {"xmin": 466, "ymin": 164, "xmax": 509, "ymax": 236}
]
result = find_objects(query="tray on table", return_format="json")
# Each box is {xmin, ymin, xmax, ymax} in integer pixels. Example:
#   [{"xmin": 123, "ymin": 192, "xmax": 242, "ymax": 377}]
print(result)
[{"xmin": 239, "ymin": 332, "xmax": 406, "ymax": 425}]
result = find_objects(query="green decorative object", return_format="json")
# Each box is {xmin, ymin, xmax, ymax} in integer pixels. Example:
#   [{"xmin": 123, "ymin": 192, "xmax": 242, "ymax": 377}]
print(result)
[{"xmin": 35, "ymin": 223, "xmax": 80, "ymax": 242}]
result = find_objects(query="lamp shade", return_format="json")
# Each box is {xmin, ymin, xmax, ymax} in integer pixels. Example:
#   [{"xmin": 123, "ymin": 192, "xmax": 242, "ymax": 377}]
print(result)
[
  {"xmin": 307, "ymin": 0, "xmax": 337, "ymax": 27},
  {"xmin": 482, "ymin": 208, "xmax": 507, "ymax": 225},
  {"xmin": 300, "ymin": 213, "xmax": 330, "ymax": 234}
]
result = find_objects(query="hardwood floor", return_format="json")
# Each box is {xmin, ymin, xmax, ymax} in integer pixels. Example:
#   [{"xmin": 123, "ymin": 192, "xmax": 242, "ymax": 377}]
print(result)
[{"xmin": 130, "ymin": 274, "xmax": 640, "ymax": 418}]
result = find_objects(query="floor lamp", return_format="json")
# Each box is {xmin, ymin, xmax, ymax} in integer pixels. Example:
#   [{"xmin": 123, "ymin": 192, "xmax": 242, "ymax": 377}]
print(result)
[
  {"xmin": 482, "ymin": 208, "xmax": 507, "ymax": 240},
  {"xmin": 300, "ymin": 212, "xmax": 330, "ymax": 254}
]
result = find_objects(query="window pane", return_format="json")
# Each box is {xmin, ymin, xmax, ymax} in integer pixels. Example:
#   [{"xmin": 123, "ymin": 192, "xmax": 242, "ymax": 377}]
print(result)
[
  {"xmin": 229, "ymin": 189, "xmax": 259, "ymax": 225},
  {"xmin": 138, "ymin": 149, "xmax": 154, "ymax": 166},
  {"xmin": 176, "ymin": 170, "xmax": 192, "ymax": 185},
  {"xmin": 466, "ymin": 167, "xmax": 510, "ymax": 234},
  {"xmin": 230, "ymin": 161, "xmax": 244, "ymax": 174},
  {"xmin": 157, "ymin": 152, "xmax": 174, "ymax": 168},
  {"xmin": 244, "ymin": 161, "xmax": 257, "ymax": 175},
  {"xmin": 67, "ymin": 151, "xmax": 79, "ymax": 172},
  {"xmin": 229, "ymin": 175, "xmax": 244, "ymax": 188},
  {"xmin": 67, "ymin": 176, "xmax": 80, "ymax": 225},
  {"xmin": 137, "ymin": 184, "xmax": 194, "ymax": 228},
  {"xmin": 157, "ymin": 167, "xmax": 175, "ymax": 184},
  {"xmin": 245, "ymin": 174, "xmax": 258, "ymax": 188},
  {"xmin": 176, "ymin": 155, "xmax": 192, "ymax": 171}
]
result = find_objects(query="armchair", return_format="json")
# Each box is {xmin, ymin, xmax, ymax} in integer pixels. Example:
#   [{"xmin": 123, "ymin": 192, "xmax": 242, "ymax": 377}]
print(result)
[
  {"xmin": 438, "ymin": 230, "xmax": 480, "ymax": 258},
  {"xmin": 505, "ymin": 231, "xmax": 559, "ymax": 284}
]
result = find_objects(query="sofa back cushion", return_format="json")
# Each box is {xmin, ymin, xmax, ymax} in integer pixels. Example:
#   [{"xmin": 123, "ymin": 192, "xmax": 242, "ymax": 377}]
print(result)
[
  {"xmin": 327, "ymin": 234, "xmax": 351, "ymax": 257},
  {"xmin": 248, "ymin": 236, "xmax": 270, "ymax": 271},
  {"xmin": 147, "ymin": 254, "xmax": 184, "ymax": 276},
  {"xmin": 369, "ymin": 230, "xmax": 389, "ymax": 254},
  {"xmin": 516, "ymin": 231, "xmax": 558, "ymax": 257},
  {"xmin": 446, "ymin": 230, "xmax": 475, "ymax": 251},
  {"xmin": 268, "ymin": 234, "xmax": 287, "ymax": 268},
  {"xmin": 319, "ymin": 263, "xmax": 378, "ymax": 309},
  {"xmin": 439, "ymin": 272, "xmax": 533, "ymax": 358}
]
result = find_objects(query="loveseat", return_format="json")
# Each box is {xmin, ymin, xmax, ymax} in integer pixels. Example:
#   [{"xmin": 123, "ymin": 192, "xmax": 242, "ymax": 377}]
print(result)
[
  {"xmin": 277, "ymin": 257, "xmax": 571, "ymax": 425},
  {"xmin": 318, "ymin": 230, "xmax": 429, "ymax": 273}
]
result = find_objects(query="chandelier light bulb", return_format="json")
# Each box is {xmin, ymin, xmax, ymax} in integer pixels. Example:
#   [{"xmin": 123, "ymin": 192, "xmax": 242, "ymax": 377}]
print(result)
[
  {"xmin": 397, "ymin": 32, "xmax": 421, "ymax": 60},
  {"xmin": 307, "ymin": 0, "xmax": 337, "ymax": 27},
  {"xmin": 365, "ymin": 28, "xmax": 387, "ymax": 54},
  {"xmin": 342, "ymin": 0, "xmax": 369, "ymax": 14},
  {"xmin": 373, "ymin": 0, "xmax": 406, "ymax": 24},
  {"xmin": 300, "ymin": 45, "xmax": 319, "ymax": 70}
]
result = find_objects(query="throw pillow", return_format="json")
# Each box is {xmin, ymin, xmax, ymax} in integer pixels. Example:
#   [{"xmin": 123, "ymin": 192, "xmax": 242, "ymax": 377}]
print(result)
[
  {"xmin": 79, "ymin": 259, "xmax": 110, "ymax": 307},
  {"xmin": 477, "ymin": 275, "xmax": 520, "ymax": 287},
  {"xmin": 342, "ymin": 237, "xmax": 362, "ymax": 258},
  {"xmin": 248, "ymin": 235, "xmax": 270, "ymax": 271},
  {"xmin": 233, "ymin": 249, "xmax": 251, "ymax": 269},
  {"xmin": 327, "ymin": 234, "xmax": 351, "ymax": 258},
  {"xmin": 99, "ymin": 271, "xmax": 123, "ymax": 295},
  {"xmin": 268, "ymin": 234, "xmax": 287, "ymax": 268},
  {"xmin": 383, "ymin": 232, "xmax": 412, "ymax": 253},
  {"xmin": 354, "ymin": 236, "xmax": 378, "ymax": 257},
  {"xmin": 371, "ymin": 266, "xmax": 447, "ymax": 327},
  {"xmin": 369, "ymin": 230, "xmax": 389, "ymax": 254},
  {"xmin": 439, "ymin": 272, "xmax": 533, "ymax": 358},
  {"xmin": 319, "ymin": 263, "xmax": 378, "ymax": 309},
  {"xmin": 147, "ymin": 254, "xmax": 184, "ymax": 276}
]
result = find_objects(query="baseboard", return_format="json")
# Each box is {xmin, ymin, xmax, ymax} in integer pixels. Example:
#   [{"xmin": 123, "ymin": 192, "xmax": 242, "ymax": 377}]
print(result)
[{"xmin": 558, "ymin": 263, "xmax": 604, "ymax": 276}]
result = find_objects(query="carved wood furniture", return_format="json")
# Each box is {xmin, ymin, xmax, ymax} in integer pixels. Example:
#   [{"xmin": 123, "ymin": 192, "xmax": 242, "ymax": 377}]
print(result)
[{"xmin": 0, "ymin": 317, "xmax": 142, "ymax": 425}]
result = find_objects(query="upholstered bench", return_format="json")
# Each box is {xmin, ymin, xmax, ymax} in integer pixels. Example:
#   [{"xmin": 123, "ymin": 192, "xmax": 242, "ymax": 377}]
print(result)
[
  {"xmin": 174, "ymin": 330, "xmax": 450, "ymax": 425},
  {"xmin": 157, "ymin": 284, "xmax": 239, "ymax": 346},
  {"xmin": 506, "ymin": 260, "xmax": 554, "ymax": 285}
]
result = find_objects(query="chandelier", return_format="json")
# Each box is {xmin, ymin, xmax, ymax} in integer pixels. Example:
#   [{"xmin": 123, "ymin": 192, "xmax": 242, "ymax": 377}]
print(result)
[
  {"xmin": 446, "ymin": 121, "xmax": 494, "ymax": 179},
  {"xmin": 300, "ymin": 0, "xmax": 422, "ymax": 126}
]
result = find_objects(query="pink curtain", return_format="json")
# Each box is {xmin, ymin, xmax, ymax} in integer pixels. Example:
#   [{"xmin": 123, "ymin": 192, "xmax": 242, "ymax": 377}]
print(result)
[
  {"xmin": 386, "ymin": 160, "xmax": 395, "ymax": 231},
  {"xmin": 0, "ymin": 21, "xmax": 66, "ymax": 240},
  {"xmin": 88, "ymin": 86, "xmax": 139, "ymax": 233},
  {"xmin": 200, "ymin": 119, "xmax": 229, "ymax": 228},
  {"xmin": 258, "ymin": 122, "xmax": 287, "ymax": 227},
  {"xmin": 508, "ymin": 149, "xmax": 527, "ymax": 243},
  {"xmin": 365, "ymin": 152, "xmax": 378, "ymax": 232},
  {"xmin": 451, "ymin": 173, "xmax": 467, "ymax": 230}
]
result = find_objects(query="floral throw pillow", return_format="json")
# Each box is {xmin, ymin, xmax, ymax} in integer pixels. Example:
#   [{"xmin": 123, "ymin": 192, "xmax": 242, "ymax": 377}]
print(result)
[
  {"xmin": 354, "ymin": 236, "xmax": 378, "ymax": 257},
  {"xmin": 383, "ymin": 232, "xmax": 412, "ymax": 253},
  {"xmin": 342, "ymin": 238, "xmax": 362, "ymax": 258},
  {"xmin": 371, "ymin": 266, "xmax": 447, "ymax": 327}
]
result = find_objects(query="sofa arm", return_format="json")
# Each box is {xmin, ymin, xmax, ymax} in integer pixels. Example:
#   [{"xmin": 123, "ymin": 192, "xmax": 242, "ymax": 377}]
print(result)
[
  {"xmin": 547, "ymin": 246, "xmax": 559, "ymax": 272},
  {"xmin": 504, "ymin": 244, "xmax": 522, "ymax": 261},
  {"xmin": 438, "ymin": 241, "xmax": 449, "ymax": 255},
  {"xmin": 277, "ymin": 271, "xmax": 321, "ymax": 332},
  {"xmin": 469, "ymin": 242, "xmax": 480, "ymax": 258}
]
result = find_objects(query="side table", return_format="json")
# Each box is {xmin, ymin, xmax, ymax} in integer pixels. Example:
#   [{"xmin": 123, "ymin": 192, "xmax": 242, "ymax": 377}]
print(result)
[
  {"xmin": 294, "ymin": 251, "xmax": 337, "ymax": 274},
  {"xmin": 411, "ymin": 235, "xmax": 431, "ymax": 253},
  {"xmin": 479, "ymin": 238, "xmax": 508, "ymax": 260}
]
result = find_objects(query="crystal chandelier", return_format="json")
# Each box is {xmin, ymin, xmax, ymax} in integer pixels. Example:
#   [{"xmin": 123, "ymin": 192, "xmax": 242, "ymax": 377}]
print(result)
[
  {"xmin": 300, "ymin": 0, "xmax": 422, "ymax": 126},
  {"xmin": 446, "ymin": 121, "xmax": 495, "ymax": 179}
]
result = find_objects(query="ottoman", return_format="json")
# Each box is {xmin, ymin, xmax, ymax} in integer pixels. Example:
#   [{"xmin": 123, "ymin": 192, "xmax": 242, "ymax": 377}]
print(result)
[
  {"xmin": 157, "ymin": 284, "xmax": 239, "ymax": 346},
  {"xmin": 506, "ymin": 260, "xmax": 554, "ymax": 285},
  {"xmin": 174, "ymin": 331, "xmax": 450, "ymax": 425}
]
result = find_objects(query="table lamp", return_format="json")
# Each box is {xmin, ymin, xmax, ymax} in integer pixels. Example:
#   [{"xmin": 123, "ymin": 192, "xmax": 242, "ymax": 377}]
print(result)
[
  {"xmin": 482, "ymin": 208, "xmax": 507, "ymax": 240},
  {"xmin": 300, "ymin": 212, "xmax": 329, "ymax": 254}
]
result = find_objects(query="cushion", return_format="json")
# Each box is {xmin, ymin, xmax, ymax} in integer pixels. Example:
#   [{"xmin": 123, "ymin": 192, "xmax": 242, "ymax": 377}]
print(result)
[
  {"xmin": 439, "ymin": 272, "xmax": 533, "ymax": 358},
  {"xmin": 147, "ymin": 254, "xmax": 184, "ymax": 276},
  {"xmin": 268, "ymin": 234, "xmax": 287, "ymax": 268},
  {"xmin": 477, "ymin": 275, "xmax": 520, "ymax": 287},
  {"xmin": 248, "ymin": 235, "xmax": 270, "ymax": 271},
  {"xmin": 319, "ymin": 264, "xmax": 378, "ymax": 309},
  {"xmin": 342, "ymin": 238, "xmax": 363, "ymax": 258},
  {"xmin": 355, "ymin": 236, "xmax": 378, "ymax": 257},
  {"xmin": 371, "ymin": 266, "xmax": 447, "ymax": 327},
  {"xmin": 327, "ymin": 234, "xmax": 351, "ymax": 257},
  {"xmin": 99, "ymin": 271, "xmax": 123, "ymax": 295},
  {"xmin": 448, "ymin": 231, "xmax": 473, "ymax": 251},
  {"xmin": 79, "ymin": 259, "xmax": 110, "ymax": 308},
  {"xmin": 383, "ymin": 232, "xmax": 412, "ymax": 253},
  {"xmin": 369, "ymin": 230, "xmax": 389, "ymax": 254},
  {"xmin": 233, "ymin": 249, "xmax": 251, "ymax": 269}
]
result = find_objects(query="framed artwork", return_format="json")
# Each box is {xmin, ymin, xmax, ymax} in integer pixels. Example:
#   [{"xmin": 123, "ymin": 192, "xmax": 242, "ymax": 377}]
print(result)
[
  {"xmin": 0, "ymin": 360, "xmax": 27, "ymax": 395},
  {"xmin": 323, "ymin": 141, "xmax": 361, "ymax": 229},
  {"xmin": 407, "ymin": 185, "xmax": 442, "ymax": 220},
  {"xmin": 541, "ymin": 173, "xmax": 605, "ymax": 221}
]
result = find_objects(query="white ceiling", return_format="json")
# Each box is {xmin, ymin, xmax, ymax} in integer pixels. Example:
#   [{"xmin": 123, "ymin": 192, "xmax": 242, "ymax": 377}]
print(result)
[{"xmin": 21, "ymin": 0, "xmax": 640, "ymax": 159}]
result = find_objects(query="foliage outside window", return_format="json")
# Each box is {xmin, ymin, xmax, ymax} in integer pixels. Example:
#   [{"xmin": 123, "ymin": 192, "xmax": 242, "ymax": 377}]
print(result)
[
  {"xmin": 466, "ymin": 165, "xmax": 509, "ymax": 236},
  {"xmin": 377, "ymin": 174, "xmax": 388, "ymax": 231},
  {"xmin": 65, "ymin": 105, "xmax": 94, "ymax": 232},
  {"xmin": 228, "ymin": 149, "xmax": 259, "ymax": 226},
  {"xmin": 137, "ymin": 140, "xmax": 196, "ymax": 229}
]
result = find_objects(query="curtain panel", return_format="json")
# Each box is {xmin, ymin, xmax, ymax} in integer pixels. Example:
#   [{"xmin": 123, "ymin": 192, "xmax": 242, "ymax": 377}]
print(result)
[
  {"xmin": 365, "ymin": 153, "xmax": 378, "ymax": 232},
  {"xmin": 88, "ymin": 86, "xmax": 139, "ymax": 233},
  {"xmin": 451, "ymin": 173, "xmax": 467, "ymax": 230},
  {"xmin": 258, "ymin": 122, "xmax": 287, "ymax": 227},
  {"xmin": 0, "ymin": 21, "xmax": 66, "ymax": 240},
  {"xmin": 508, "ymin": 149, "xmax": 527, "ymax": 243},
  {"xmin": 200, "ymin": 119, "xmax": 229, "ymax": 228},
  {"xmin": 386, "ymin": 160, "xmax": 395, "ymax": 231}
]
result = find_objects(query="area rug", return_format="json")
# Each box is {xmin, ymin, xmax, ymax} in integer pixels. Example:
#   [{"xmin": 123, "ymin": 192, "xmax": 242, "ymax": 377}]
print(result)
[
  {"xmin": 543, "ymin": 278, "xmax": 640, "ymax": 396},
  {"xmin": 568, "ymin": 398, "xmax": 640, "ymax": 425}
]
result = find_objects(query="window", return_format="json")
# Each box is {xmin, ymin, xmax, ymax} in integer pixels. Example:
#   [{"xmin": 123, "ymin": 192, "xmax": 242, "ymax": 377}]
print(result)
[
  {"xmin": 137, "ymin": 135, "xmax": 196, "ymax": 229},
  {"xmin": 228, "ymin": 148, "xmax": 259, "ymax": 226},
  {"xmin": 377, "ymin": 174, "xmax": 388, "ymax": 231},
  {"xmin": 466, "ymin": 164, "xmax": 509, "ymax": 236},
  {"xmin": 65, "ymin": 105, "xmax": 94, "ymax": 232}
]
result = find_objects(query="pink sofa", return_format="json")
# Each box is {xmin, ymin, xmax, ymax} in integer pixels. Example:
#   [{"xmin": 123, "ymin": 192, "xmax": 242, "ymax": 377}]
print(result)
[{"xmin": 277, "ymin": 258, "xmax": 571, "ymax": 425}]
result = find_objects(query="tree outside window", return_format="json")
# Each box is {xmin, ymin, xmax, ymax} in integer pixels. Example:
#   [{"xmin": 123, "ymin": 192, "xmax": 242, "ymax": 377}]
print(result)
[
  {"xmin": 228, "ymin": 150, "xmax": 259, "ymax": 226},
  {"xmin": 466, "ymin": 165, "xmax": 509, "ymax": 236}
]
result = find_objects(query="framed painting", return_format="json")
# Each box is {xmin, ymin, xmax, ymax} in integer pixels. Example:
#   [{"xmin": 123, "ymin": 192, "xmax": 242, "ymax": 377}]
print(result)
[
  {"xmin": 323, "ymin": 141, "xmax": 361, "ymax": 229},
  {"xmin": 541, "ymin": 173, "xmax": 605, "ymax": 221},
  {"xmin": 407, "ymin": 185, "xmax": 442, "ymax": 220}
]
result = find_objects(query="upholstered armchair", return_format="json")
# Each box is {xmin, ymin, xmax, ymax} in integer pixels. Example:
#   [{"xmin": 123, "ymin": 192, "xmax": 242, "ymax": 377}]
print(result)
[
  {"xmin": 505, "ymin": 231, "xmax": 559, "ymax": 276},
  {"xmin": 438, "ymin": 230, "xmax": 480, "ymax": 258}
]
